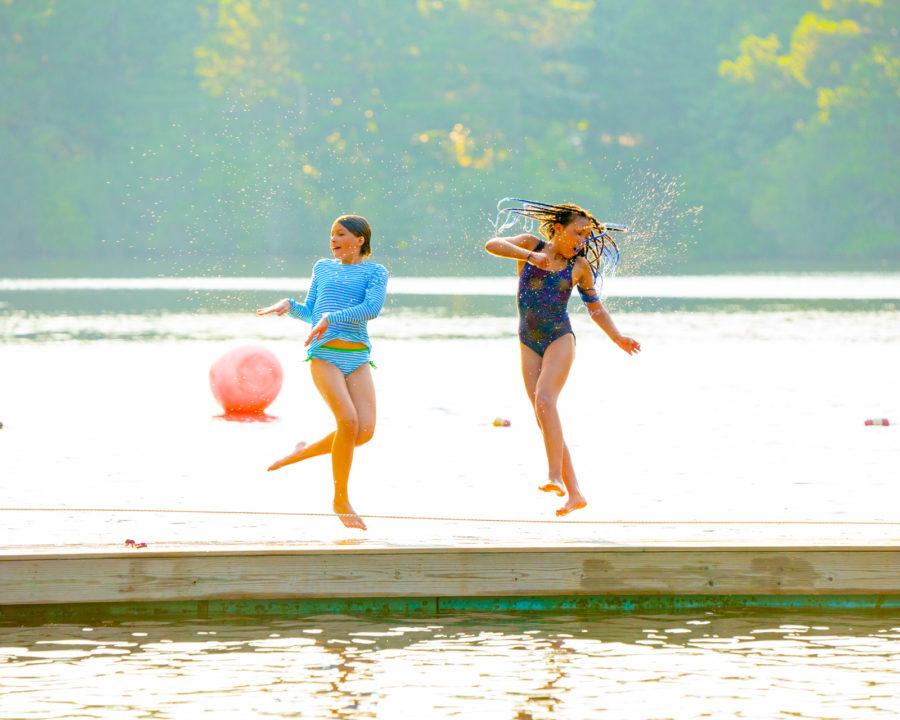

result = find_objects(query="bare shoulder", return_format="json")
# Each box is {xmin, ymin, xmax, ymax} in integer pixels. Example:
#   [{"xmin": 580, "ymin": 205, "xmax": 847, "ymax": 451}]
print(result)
[{"xmin": 572, "ymin": 256, "xmax": 594, "ymax": 287}]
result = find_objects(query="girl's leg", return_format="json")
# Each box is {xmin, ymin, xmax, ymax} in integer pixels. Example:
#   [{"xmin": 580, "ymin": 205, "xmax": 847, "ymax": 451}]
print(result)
[
  {"xmin": 520, "ymin": 336, "xmax": 586, "ymax": 515},
  {"xmin": 268, "ymin": 364, "xmax": 376, "ymax": 471},
  {"xmin": 521, "ymin": 342, "xmax": 563, "ymax": 494},
  {"xmin": 345, "ymin": 362, "xmax": 376, "ymax": 446},
  {"xmin": 555, "ymin": 443, "xmax": 587, "ymax": 516},
  {"xmin": 309, "ymin": 358, "xmax": 367, "ymax": 530},
  {"xmin": 267, "ymin": 433, "xmax": 333, "ymax": 471},
  {"xmin": 532, "ymin": 334, "xmax": 573, "ymax": 487},
  {"xmin": 537, "ymin": 337, "xmax": 586, "ymax": 515}
]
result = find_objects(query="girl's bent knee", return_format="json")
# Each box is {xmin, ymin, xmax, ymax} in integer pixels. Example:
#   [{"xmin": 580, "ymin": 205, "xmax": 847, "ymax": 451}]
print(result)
[
  {"xmin": 355, "ymin": 425, "xmax": 375, "ymax": 446},
  {"xmin": 336, "ymin": 414, "xmax": 359, "ymax": 436}
]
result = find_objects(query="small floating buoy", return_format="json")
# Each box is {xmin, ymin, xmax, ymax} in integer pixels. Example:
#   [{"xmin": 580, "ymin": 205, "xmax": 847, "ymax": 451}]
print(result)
[
  {"xmin": 864, "ymin": 418, "xmax": 890, "ymax": 426},
  {"xmin": 493, "ymin": 417, "xmax": 511, "ymax": 427}
]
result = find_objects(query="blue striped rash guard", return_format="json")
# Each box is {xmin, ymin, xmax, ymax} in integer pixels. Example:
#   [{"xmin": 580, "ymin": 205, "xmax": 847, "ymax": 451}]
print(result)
[{"xmin": 287, "ymin": 258, "xmax": 389, "ymax": 351}]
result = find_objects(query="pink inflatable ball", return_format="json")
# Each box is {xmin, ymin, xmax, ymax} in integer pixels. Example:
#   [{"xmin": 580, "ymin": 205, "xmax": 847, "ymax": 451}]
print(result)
[{"xmin": 210, "ymin": 344, "xmax": 283, "ymax": 416}]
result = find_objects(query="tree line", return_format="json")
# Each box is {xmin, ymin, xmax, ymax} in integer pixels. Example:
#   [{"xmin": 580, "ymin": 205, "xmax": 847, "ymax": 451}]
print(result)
[{"xmin": 1, "ymin": 0, "xmax": 897, "ymax": 275}]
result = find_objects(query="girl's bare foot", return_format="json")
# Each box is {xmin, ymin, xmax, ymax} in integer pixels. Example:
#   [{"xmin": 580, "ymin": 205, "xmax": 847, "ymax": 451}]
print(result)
[
  {"xmin": 267, "ymin": 442, "xmax": 308, "ymax": 471},
  {"xmin": 334, "ymin": 499, "xmax": 367, "ymax": 530},
  {"xmin": 556, "ymin": 491, "xmax": 587, "ymax": 517},
  {"xmin": 539, "ymin": 477, "xmax": 566, "ymax": 497}
]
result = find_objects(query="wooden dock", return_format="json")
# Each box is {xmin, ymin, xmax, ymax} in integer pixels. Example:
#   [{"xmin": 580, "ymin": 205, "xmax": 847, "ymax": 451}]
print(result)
[{"xmin": 3, "ymin": 541, "xmax": 900, "ymax": 621}]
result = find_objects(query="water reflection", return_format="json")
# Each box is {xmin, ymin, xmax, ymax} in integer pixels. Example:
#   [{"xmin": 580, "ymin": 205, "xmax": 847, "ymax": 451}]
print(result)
[{"xmin": 2, "ymin": 612, "xmax": 900, "ymax": 718}]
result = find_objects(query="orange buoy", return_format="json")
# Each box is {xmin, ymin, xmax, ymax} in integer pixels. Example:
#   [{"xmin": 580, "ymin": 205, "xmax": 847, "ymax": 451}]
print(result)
[{"xmin": 210, "ymin": 344, "xmax": 283, "ymax": 417}]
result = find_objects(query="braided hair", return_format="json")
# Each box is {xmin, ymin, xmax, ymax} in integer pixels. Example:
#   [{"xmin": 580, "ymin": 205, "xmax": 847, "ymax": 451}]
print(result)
[{"xmin": 492, "ymin": 198, "xmax": 619, "ymax": 283}]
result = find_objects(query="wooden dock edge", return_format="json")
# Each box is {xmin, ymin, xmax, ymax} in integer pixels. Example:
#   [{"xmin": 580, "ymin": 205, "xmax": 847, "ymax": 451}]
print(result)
[{"xmin": 3, "ymin": 544, "xmax": 900, "ymax": 621}]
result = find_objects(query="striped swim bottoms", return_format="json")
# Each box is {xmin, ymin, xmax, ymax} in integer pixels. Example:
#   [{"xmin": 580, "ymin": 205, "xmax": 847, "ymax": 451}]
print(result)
[{"xmin": 306, "ymin": 345, "xmax": 374, "ymax": 376}]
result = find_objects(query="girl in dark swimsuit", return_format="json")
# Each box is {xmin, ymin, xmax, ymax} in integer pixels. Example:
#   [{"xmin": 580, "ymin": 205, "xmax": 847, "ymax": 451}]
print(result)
[{"xmin": 485, "ymin": 201, "xmax": 640, "ymax": 516}]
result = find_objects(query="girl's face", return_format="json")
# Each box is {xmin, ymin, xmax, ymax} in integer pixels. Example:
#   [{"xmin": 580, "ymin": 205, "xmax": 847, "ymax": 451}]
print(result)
[
  {"xmin": 330, "ymin": 222, "xmax": 365, "ymax": 263},
  {"xmin": 553, "ymin": 216, "xmax": 593, "ymax": 257}
]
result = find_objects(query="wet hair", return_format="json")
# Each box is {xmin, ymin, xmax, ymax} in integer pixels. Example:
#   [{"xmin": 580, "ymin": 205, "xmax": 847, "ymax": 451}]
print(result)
[
  {"xmin": 530, "ymin": 202, "xmax": 606, "ymax": 245},
  {"xmin": 335, "ymin": 214, "xmax": 372, "ymax": 257},
  {"xmin": 492, "ymin": 198, "xmax": 621, "ymax": 287}
]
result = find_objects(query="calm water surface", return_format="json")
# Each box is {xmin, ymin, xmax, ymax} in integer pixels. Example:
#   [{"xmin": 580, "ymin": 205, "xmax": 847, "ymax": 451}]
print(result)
[
  {"xmin": 1, "ymin": 274, "xmax": 899, "ymax": 718},
  {"xmin": 3, "ymin": 612, "xmax": 900, "ymax": 718}
]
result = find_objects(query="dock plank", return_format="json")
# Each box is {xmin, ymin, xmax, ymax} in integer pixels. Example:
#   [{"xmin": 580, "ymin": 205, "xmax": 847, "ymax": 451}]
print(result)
[{"xmin": 3, "ymin": 544, "xmax": 900, "ymax": 608}]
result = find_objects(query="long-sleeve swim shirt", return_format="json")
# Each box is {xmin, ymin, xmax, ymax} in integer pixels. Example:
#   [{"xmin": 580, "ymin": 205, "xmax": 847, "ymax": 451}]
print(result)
[{"xmin": 287, "ymin": 258, "xmax": 389, "ymax": 350}]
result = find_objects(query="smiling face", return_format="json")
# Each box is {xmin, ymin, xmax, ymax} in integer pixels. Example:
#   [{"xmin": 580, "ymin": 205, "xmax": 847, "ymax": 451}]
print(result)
[
  {"xmin": 552, "ymin": 215, "xmax": 594, "ymax": 257},
  {"xmin": 330, "ymin": 221, "xmax": 365, "ymax": 263}
]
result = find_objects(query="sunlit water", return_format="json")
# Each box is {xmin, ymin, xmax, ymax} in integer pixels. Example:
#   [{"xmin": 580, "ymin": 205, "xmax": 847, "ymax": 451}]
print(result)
[
  {"xmin": 3, "ymin": 612, "xmax": 900, "ymax": 719},
  {"xmin": 1, "ymin": 274, "xmax": 899, "ymax": 718}
]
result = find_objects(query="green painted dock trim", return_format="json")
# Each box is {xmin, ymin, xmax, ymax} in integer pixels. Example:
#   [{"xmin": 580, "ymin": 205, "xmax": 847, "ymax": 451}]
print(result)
[
  {"xmin": 4, "ymin": 594, "xmax": 900, "ymax": 624},
  {"xmin": 436, "ymin": 594, "xmax": 900, "ymax": 613},
  {"xmin": 0, "ymin": 597, "xmax": 436, "ymax": 624}
]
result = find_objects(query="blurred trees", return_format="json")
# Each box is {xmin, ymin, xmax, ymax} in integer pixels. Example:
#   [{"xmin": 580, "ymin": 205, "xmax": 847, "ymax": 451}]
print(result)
[
  {"xmin": 0, "ymin": 0, "xmax": 896, "ymax": 275},
  {"xmin": 718, "ymin": 0, "xmax": 900, "ymax": 261}
]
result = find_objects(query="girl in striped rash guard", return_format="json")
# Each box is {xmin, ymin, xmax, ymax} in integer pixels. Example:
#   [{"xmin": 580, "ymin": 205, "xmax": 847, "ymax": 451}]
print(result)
[{"xmin": 257, "ymin": 215, "xmax": 388, "ymax": 531}]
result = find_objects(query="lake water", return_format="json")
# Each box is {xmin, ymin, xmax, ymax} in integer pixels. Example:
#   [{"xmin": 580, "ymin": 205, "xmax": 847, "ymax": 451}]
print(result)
[
  {"xmin": 1, "ymin": 273, "xmax": 899, "ymax": 717},
  {"xmin": 3, "ymin": 612, "xmax": 900, "ymax": 718}
]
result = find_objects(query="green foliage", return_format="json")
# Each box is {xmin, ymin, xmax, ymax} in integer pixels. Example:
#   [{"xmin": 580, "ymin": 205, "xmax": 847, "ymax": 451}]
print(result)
[
  {"xmin": 718, "ymin": 0, "xmax": 900, "ymax": 262},
  {"xmin": 0, "ymin": 0, "xmax": 896, "ymax": 275}
]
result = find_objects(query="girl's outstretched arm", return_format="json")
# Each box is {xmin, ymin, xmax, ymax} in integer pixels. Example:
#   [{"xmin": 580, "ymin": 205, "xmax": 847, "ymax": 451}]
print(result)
[
  {"xmin": 285, "ymin": 262, "xmax": 322, "ymax": 323},
  {"xmin": 574, "ymin": 260, "xmax": 641, "ymax": 355},
  {"xmin": 258, "ymin": 261, "xmax": 323, "ymax": 321},
  {"xmin": 587, "ymin": 302, "xmax": 641, "ymax": 355},
  {"xmin": 484, "ymin": 233, "xmax": 549, "ymax": 269},
  {"xmin": 257, "ymin": 299, "xmax": 291, "ymax": 316}
]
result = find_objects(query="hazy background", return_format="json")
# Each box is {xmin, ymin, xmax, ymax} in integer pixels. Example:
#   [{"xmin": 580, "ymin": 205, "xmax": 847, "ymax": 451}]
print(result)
[{"xmin": 1, "ymin": 0, "xmax": 898, "ymax": 277}]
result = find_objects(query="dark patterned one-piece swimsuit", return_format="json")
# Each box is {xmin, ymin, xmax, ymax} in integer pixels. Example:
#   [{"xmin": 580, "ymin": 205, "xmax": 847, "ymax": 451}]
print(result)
[{"xmin": 517, "ymin": 240, "xmax": 576, "ymax": 356}]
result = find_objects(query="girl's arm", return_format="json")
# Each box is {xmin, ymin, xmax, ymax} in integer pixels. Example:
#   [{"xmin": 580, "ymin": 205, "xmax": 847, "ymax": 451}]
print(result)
[
  {"xmin": 574, "ymin": 260, "xmax": 641, "ymax": 355},
  {"xmin": 484, "ymin": 233, "xmax": 549, "ymax": 269},
  {"xmin": 324, "ymin": 265, "xmax": 388, "ymax": 323},
  {"xmin": 305, "ymin": 264, "xmax": 389, "ymax": 346},
  {"xmin": 285, "ymin": 263, "xmax": 321, "ymax": 323},
  {"xmin": 257, "ymin": 298, "xmax": 291, "ymax": 316},
  {"xmin": 257, "ymin": 261, "xmax": 321, "ymax": 321}
]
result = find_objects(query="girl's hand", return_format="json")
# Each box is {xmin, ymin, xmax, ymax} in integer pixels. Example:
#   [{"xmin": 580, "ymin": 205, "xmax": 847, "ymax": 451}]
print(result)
[
  {"xmin": 526, "ymin": 251, "xmax": 551, "ymax": 270},
  {"xmin": 257, "ymin": 299, "xmax": 290, "ymax": 316},
  {"xmin": 305, "ymin": 314, "xmax": 329, "ymax": 346},
  {"xmin": 615, "ymin": 336, "xmax": 641, "ymax": 355}
]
